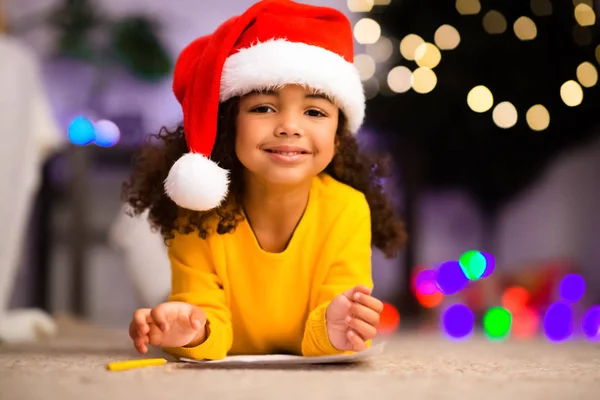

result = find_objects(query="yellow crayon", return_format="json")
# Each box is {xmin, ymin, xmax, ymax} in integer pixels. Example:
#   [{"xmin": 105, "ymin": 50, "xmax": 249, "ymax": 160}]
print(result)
[{"xmin": 106, "ymin": 358, "xmax": 168, "ymax": 371}]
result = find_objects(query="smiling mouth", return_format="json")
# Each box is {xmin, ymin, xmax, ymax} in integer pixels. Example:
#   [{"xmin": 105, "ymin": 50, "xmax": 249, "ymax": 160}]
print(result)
[{"xmin": 264, "ymin": 149, "xmax": 310, "ymax": 156}]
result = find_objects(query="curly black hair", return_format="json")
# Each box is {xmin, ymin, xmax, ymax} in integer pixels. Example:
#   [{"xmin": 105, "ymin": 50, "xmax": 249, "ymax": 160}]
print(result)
[{"xmin": 122, "ymin": 97, "xmax": 407, "ymax": 258}]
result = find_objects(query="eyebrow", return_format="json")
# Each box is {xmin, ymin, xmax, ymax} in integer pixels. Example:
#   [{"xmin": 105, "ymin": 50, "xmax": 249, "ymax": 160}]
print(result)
[{"xmin": 249, "ymin": 89, "xmax": 332, "ymax": 102}]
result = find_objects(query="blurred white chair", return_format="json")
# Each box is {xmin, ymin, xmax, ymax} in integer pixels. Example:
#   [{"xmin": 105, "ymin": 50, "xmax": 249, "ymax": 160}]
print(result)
[
  {"xmin": 108, "ymin": 206, "xmax": 171, "ymax": 309},
  {"xmin": 0, "ymin": 36, "xmax": 65, "ymax": 342}
]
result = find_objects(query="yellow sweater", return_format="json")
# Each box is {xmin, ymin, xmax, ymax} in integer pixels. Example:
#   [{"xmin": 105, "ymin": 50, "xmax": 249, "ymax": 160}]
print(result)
[{"xmin": 164, "ymin": 173, "xmax": 373, "ymax": 360}]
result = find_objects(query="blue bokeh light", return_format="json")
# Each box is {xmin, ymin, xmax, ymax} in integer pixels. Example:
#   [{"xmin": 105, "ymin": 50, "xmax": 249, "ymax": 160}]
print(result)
[
  {"xmin": 582, "ymin": 305, "xmax": 600, "ymax": 341},
  {"xmin": 94, "ymin": 119, "xmax": 121, "ymax": 147},
  {"xmin": 442, "ymin": 304, "xmax": 474, "ymax": 340},
  {"xmin": 543, "ymin": 302, "xmax": 573, "ymax": 342},
  {"xmin": 480, "ymin": 251, "xmax": 496, "ymax": 278},
  {"xmin": 68, "ymin": 116, "xmax": 95, "ymax": 146},
  {"xmin": 436, "ymin": 260, "xmax": 468, "ymax": 295},
  {"xmin": 558, "ymin": 273, "xmax": 586, "ymax": 303}
]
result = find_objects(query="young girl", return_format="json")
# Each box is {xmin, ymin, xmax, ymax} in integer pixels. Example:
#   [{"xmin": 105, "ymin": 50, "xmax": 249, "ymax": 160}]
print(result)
[{"xmin": 124, "ymin": 0, "xmax": 406, "ymax": 361}]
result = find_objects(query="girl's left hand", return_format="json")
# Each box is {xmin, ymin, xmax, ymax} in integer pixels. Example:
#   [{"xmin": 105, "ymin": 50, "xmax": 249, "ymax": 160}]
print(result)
[{"xmin": 326, "ymin": 285, "xmax": 383, "ymax": 352}]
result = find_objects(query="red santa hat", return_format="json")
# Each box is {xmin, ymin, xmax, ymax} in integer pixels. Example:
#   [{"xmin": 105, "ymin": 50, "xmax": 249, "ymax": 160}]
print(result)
[{"xmin": 165, "ymin": 0, "xmax": 365, "ymax": 211}]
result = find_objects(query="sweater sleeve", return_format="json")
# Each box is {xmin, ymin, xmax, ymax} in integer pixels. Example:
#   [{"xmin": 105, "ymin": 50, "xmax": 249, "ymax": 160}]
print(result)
[
  {"xmin": 301, "ymin": 195, "xmax": 374, "ymax": 357},
  {"xmin": 162, "ymin": 231, "xmax": 233, "ymax": 361}
]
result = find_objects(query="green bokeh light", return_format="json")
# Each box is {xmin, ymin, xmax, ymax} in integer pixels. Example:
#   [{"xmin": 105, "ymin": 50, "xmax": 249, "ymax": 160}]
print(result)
[
  {"xmin": 459, "ymin": 250, "xmax": 487, "ymax": 280},
  {"xmin": 483, "ymin": 307, "xmax": 512, "ymax": 340}
]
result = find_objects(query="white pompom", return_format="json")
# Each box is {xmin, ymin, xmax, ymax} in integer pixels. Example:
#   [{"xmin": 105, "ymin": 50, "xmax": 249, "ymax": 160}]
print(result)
[{"xmin": 164, "ymin": 153, "xmax": 229, "ymax": 211}]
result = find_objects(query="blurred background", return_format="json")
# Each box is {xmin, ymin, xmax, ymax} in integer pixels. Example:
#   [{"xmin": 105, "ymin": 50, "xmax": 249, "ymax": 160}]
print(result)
[{"xmin": 1, "ymin": 0, "xmax": 599, "ymax": 343}]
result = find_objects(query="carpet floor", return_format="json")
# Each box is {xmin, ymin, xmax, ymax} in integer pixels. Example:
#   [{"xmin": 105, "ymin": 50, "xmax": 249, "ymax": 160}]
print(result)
[{"xmin": 0, "ymin": 315, "xmax": 599, "ymax": 400}]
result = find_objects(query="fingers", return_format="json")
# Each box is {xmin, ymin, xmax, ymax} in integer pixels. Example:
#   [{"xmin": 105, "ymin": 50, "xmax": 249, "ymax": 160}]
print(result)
[
  {"xmin": 347, "ymin": 329, "xmax": 367, "ymax": 352},
  {"xmin": 133, "ymin": 309, "xmax": 151, "ymax": 335},
  {"xmin": 353, "ymin": 285, "xmax": 372, "ymax": 296},
  {"xmin": 350, "ymin": 302, "xmax": 380, "ymax": 327},
  {"xmin": 345, "ymin": 315, "xmax": 377, "ymax": 341},
  {"xmin": 352, "ymin": 291, "xmax": 383, "ymax": 314},
  {"xmin": 150, "ymin": 305, "xmax": 168, "ymax": 332},
  {"xmin": 147, "ymin": 323, "xmax": 164, "ymax": 347},
  {"xmin": 189, "ymin": 306, "xmax": 206, "ymax": 331}
]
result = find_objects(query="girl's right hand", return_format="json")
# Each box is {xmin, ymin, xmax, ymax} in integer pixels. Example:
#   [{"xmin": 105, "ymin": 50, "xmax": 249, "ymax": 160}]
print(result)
[{"xmin": 129, "ymin": 301, "xmax": 207, "ymax": 354}]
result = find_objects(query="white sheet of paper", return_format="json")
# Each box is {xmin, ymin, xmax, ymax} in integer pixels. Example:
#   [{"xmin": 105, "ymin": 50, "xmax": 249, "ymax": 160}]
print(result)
[{"xmin": 179, "ymin": 342, "xmax": 386, "ymax": 366}]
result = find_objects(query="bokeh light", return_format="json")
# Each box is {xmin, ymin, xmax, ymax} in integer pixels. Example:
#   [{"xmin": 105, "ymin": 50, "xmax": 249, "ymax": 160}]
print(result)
[
  {"xmin": 442, "ymin": 304, "xmax": 474, "ymax": 340},
  {"xmin": 436, "ymin": 260, "xmax": 468, "ymax": 295},
  {"xmin": 366, "ymin": 36, "xmax": 394, "ymax": 62},
  {"xmin": 414, "ymin": 43, "xmax": 442, "ymax": 69},
  {"xmin": 526, "ymin": 104, "xmax": 550, "ymax": 131},
  {"xmin": 458, "ymin": 250, "xmax": 486, "ymax": 280},
  {"xmin": 416, "ymin": 269, "xmax": 438, "ymax": 295},
  {"xmin": 512, "ymin": 307, "xmax": 540, "ymax": 339},
  {"xmin": 347, "ymin": 0, "xmax": 374, "ymax": 13},
  {"xmin": 483, "ymin": 307, "xmax": 512, "ymax": 340},
  {"xmin": 483, "ymin": 10, "xmax": 507, "ymax": 34},
  {"xmin": 480, "ymin": 251, "xmax": 496, "ymax": 278},
  {"xmin": 68, "ymin": 116, "xmax": 96, "ymax": 146},
  {"xmin": 543, "ymin": 302, "xmax": 573, "ymax": 342},
  {"xmin": 354, "ymin": 18, "xmax": 381, "ymax": 44},
  {"xmin": 560, "ymin": 80, "xmax": 584, "ymax": 107},
  {"xmin": 581, "ymin": 305, "xmax": 600, "ymax": 341},
  {"xmin": 387, "ymin": 66, "xmax": 412, "ymax": 93},
  {"xmin": 493, "ymin": 101, "xmax": 518, "ymax": 129},
  {"xmin": 434, "ymin": 24, "xmax": 461, "ymax": 50},
  {"xmin": 576, "ymin": 61, "xmax": 598, "ymax": 88},
  {"xmin": 400, "ymin": 34, "xmax": 424, "ymax": 61},
  {"xmin": 514, "ymin": 16, "xmax": 537, "ymax": 41},
  {"xmin": 378, "ymin": 302, "xmax": 400, "ymax": 334},
  {"xmin": 354, "ymin": 54, "xmax": 377, "ymax": 81},
  {"xmin": 416, "ymin": 290, "xmax": 444, "ymax": 308},
  {"xmin": 575, "ymin": 3, "xmax": 596, "ymax": 27},
  {"xmin": 502, "ymin": 286, "xmax": 529, "ymax": 312},
  {"xmin": 411, "ymin": 67, "xmax": 437, "ymax": 94},
  {"xmin": 363, "ymin": 77, "xmax": 379, "ymax": 100},
  {"xmin": 94, "ymin": 119, "xmax": 121, "ymax": 147},
  {"xmin": 530, "ymin": 0, "xmax": 553, "ymax": 17},
  {"xmin": 559, "ymin": 273, "xmax": 586, "ymax": 303},
  {"xmin": 467, "ymin": 85, "xmax": 494, "ymax": 113},
  {"xmin": 455, "ymin": 0, "xmax": 481, "ymax": 15}
]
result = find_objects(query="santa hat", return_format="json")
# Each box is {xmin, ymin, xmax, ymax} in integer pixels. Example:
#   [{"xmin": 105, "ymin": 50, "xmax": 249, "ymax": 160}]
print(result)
[{"xmin": 165, "ymin": 0, "xmax": 365, "ymax": 211}]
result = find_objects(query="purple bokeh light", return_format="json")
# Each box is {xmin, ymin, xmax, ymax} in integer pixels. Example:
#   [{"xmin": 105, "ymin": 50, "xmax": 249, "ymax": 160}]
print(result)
[
  {"xmin": 582, "ymin": 305, "xmax": 600, "ymax": 341},
  {"xmin": 416, "ymin": 269, "xmax": 438, "ymax": 295},
  {"xmin": 442, "ymin": 304, "xmax": 474, "ymax": 340},
  {"xmin": 436, "ymin": 260, "xmax": 468, "ymax": 295},
  {"xmin": 480, "ymin": 251, "xmax": 496, "ymax": 278},
  {"xmin": 543, "ymin": 302, "xmax": 573, "ymax": 342},
  {"xmin": 558, "ymin": 273, "xmax": 586, "ymax": 303}
]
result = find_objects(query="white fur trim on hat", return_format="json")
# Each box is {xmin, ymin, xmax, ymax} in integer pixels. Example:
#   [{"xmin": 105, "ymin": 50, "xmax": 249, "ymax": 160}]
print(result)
[
  {"xmin": 164, "ymin": 153, "xmax": 229, "ymax": 211},
  {"xmin": 220, "ymin": 39, "xmax": 365, "ymax": 134}
]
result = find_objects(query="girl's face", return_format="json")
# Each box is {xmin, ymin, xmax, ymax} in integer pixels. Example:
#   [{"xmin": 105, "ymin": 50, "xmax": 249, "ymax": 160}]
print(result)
[{"xmin": 235, "ymin": 84, "xmax": 339, "ymax": 188}]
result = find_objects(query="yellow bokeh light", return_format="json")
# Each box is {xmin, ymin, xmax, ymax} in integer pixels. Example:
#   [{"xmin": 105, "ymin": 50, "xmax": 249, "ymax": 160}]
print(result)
[
  {"xmin": 467, "ymin": 85, "xmax": 494, "ymax": 113},
  {"xmin": 573, "ymin": 0, "xmax": 593, "ymax": 7},
  {"xmin": 367, "ymin": 36, "xmax": 394, "ymax": 62},
  {"xmin": 411, "ymin": 67, "xmax": 437, "ymax": 94},
  {"xmin": 576, "ymin": 61, "xmax": 598, "ymax": 87},
  {"xmin": 514, "ymin": 16, "xmax": 537, "ymax": 41},
  {"xmin": 530, "ymin": 0, "xmax": 553, "ymax": 16},
  {"xmin": 347, "ymin": 0, "xmax": 374, "ymax": 12},
  {"xmin": 483, "ymin": 10, "xmax": 507, "ymax": 34},
  {"xmin": 456, "ymin": 0, "xmax": 481, "ymax": 15},
  {"xmin": 493, "ymin": 102, "xmax": 518, "ymax": 129},
  {"xmin": 354, "ymin": 54, "xmax": 377, "ymax": 81},
  {"xmin": 434, "ymin": 25, "xmax": 461, "ymax": 50},
  {"xmin": 415, "ymin": 43, "xmax": 442, "ymax": 69},
  {"xmin": 374, "ymin": 0, "xmax": 392, "ymax": 4},
  {"xmin": 363, "ymin": 77, "xmax": 380, "ymax": 100},
  {"xmin": 560, "ymin": 80, "xmax": 584, "ymax": 107},
  {"xmin": 526, "ymin": 105, "xmax": 550, "ymax": 131},
  {"xmin": 387, "ymin": 66, "xmax": 412, "ymax": 93},
  {"xmin": 575, "ymin": 3, "xmax": 596, "ymax": 27},
  {"xmin": 354, "ymin": 18, "xmax": 381, "ymax": 44},
  {"xmin": 400, "ymin": 34, "xmax": 425, "ymax": 61},
  {"xmin": 595, "ymin": 45, "xmax": 600, "ymax": 64}
]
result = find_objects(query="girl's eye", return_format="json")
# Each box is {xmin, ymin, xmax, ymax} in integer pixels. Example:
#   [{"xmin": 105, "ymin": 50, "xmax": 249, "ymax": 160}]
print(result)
[
  {"xmin": 250, "ymin": 106, "xmax": 274, "ymax": 113},
  {"xmin": 306, "ymin": 109, "xmax": 325, "ymax": 117}
]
